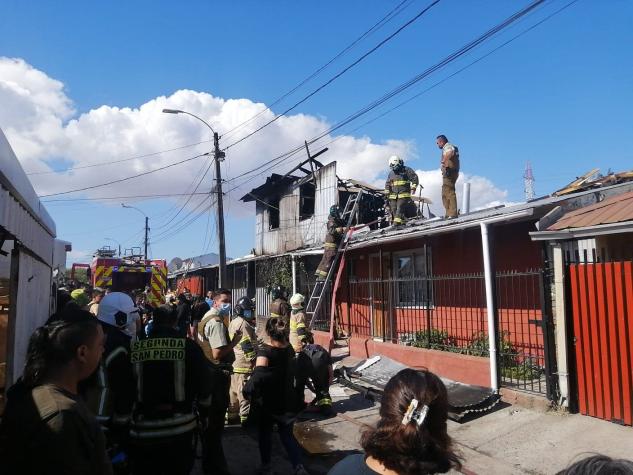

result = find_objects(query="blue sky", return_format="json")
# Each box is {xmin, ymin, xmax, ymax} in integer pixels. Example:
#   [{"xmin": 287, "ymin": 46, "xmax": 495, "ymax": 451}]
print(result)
[{"xmin": 1, "ymin": 0, "xmax": 632, "ymax": 263}]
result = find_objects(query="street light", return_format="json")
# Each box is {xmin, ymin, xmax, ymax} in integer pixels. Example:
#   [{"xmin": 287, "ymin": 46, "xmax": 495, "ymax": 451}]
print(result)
[
  {"xmin": 104, "ymin": 237, "xmax": 121, "ymax": 257},
  {"xmin": 162, "ymin": 108, "xmax": 227, "ymax": 288},
  {"xmin": 121, "ymin": 203, "xmax": 149, "ymax": 260}
]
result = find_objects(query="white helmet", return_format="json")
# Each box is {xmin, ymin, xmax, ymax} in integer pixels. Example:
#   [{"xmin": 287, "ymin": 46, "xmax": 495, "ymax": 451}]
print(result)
[
  {"xmin": 290, "ymin": 293, "xmax": 305, "ymax": 309},
  {"xmin": 388, "ymin": 155, "xmax": 403, "ymax": 169}
]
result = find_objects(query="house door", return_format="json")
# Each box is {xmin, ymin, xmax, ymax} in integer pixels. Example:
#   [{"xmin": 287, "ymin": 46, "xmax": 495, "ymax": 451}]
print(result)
[
  {"xmin": 568, "ymin": 260, "xmax": 633, "ymax": 426},
  {"xmin": 369, "ymin": 252, "xmax": 391, "ymax": 341}
]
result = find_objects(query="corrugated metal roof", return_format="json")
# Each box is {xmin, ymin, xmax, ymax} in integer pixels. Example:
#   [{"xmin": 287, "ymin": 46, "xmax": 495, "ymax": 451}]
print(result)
[
  {"xmin": 349, "ymin": 181, "xmax": 633, "ymax": 247},
  {"xmin": 547, "ymin": 190, "xmax": 633, "ymax": 230}
]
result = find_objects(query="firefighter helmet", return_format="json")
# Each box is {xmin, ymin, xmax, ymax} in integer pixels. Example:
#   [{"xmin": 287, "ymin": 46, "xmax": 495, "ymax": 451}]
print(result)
[
  {"xmin": 271, "ymin": 285, "xmax": 288, "ymax": 301},
  {"xmin": 329, "ymin": 205, "xmax": 340, "ymax": 219},
  {"xmin": 388, "ymin": 155, "xmax": 404, "ymax": 169},
  {"xmin": 234, "ymin": 296, "xmax": 255, "ymax": 319},
  {"xmin": 289, "ymin": 293, "xmax": 305, "ymax": 309}
]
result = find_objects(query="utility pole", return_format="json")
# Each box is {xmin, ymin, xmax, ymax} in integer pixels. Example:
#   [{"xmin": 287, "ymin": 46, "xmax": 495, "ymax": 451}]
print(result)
[
  {"xmin": 214, "ymin": 131, "xmax": 227, "ymax": 288},
  {"xmin": 162, "ymin": 108, "xmax": 227, "ymax": 288},
  {"xmin": 144, "ymin": 216, "xmax": 149, "ymax": 261}
]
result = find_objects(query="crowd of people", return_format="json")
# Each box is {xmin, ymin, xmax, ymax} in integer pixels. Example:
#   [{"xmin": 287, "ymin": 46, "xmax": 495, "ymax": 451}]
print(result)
[{"xmin": 0, "ymin": 283, "xmax": 631, "ymax": 475}]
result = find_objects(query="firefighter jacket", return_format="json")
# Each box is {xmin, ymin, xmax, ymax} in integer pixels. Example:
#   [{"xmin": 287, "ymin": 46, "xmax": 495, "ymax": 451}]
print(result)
[
  {"xmin": 85, "ymin": 322, "xmax": 135, "ymax": 433},
  {"xmin": 197, "ymin": 310, "xmax": 235, "ymax": 367},
  {"xmin": 228, "ymin": 317, "xmax": 257, "ymax": 374},
  {"xmin": 385, "ymin": 166, "xmax": 419, "ymax": 200},
  {"xmin": 129, "ymin": 326, "xmax": 213, "ymax": 440},
  {"xmin": 269, "ymin": 298, "xmax": 291, "ymax": 319},
  {"xmin": 324, "ymin": 215, "xmax": 346, "ymax": 251},
  {"xmin": 289, "ymin": 310, "xmax": 308, "ymax": 352}
]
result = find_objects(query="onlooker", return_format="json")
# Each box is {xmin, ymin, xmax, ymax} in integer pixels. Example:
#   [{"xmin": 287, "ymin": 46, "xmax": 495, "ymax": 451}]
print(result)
[
  {"xmin": 244, "ymin": 317, "xmax": 308, "ymax": 475},
  {"xmin": 87, "ymin": 287, "xmax": 105, "ymax": 316},
  {"xmin": 70, "ymin": 288, "xmax": 91, "ymax": 309},
  {"xmin": 328, "ymin": 368, "xmax": 460, "ymax": 475},
  {"xmin": 176, "ymin": 293, "xmax": 191, "ymax": 336},
  {"xmin": 0, "ymin": 311, "xmax": 111, "ymax": 474},
  {"xmin": 205, "ymin": 290, "xmax": 215, "ymax": 308},
  {"xmin": 190, "ymin": 295, "xmax": 210, "ymax": 339},
  {"xmin": 556, "ymin": 455, "xmax": 633, "ymax": 475}
]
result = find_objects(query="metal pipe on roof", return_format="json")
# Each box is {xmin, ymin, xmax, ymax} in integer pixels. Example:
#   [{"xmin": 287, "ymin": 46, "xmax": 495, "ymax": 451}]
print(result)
[
  {"xmin": 480, "ymin": 222, "xmax": 499, "ymax": 392},
  {"xmin": 462, "ymin": 182, "xmax": 471, "ymax": 214}
]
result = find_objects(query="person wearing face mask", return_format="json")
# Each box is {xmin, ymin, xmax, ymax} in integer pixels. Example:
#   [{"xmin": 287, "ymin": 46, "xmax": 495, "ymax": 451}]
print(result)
[
  {"xmin": 197, "ymin": 288, "xmax": 241, "ymax": 475},
  {"xmin": 227, "ymin": 296, "xmax": 258, "ymax": 426}
]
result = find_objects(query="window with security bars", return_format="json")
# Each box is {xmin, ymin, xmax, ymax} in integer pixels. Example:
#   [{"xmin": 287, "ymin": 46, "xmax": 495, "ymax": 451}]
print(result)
[{"xmin": 393, "ymin": 248, "xmax": 432, "ymax": 307}]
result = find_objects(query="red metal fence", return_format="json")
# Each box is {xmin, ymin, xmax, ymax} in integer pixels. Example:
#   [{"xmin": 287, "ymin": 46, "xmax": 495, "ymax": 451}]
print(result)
[
  {"xmin": 568, "ymin": 261, "xmax": 633, "ymax": 426},
  {"xmin": 343, "ymin": 269, "xmax": 548, "ymax": 395}
]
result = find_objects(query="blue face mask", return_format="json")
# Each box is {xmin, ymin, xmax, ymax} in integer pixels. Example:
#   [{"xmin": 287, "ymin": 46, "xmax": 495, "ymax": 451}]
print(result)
[
  {"xmin": 219, "ymin": 302, "xmax": 231, "ymax": 315},
  {"xmin": 243, "ymin": 309, "xmax": 253, "ymax": 319}
]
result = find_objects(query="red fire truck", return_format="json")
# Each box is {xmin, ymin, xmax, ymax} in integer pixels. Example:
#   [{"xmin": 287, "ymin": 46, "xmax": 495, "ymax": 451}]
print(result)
[{"xmin": 73, "ymin": 247, "xmax": 167, "ymax": 306}]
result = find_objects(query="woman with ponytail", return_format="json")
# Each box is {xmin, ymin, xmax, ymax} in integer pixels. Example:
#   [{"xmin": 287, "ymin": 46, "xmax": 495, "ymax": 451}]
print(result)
[
  {"xmin": 328, "ymin": 368, "xmax": 461, "ymax": 475},
  {"xmin": 0, "ymin": 310, "xmax": 110, "ymax": 475}
]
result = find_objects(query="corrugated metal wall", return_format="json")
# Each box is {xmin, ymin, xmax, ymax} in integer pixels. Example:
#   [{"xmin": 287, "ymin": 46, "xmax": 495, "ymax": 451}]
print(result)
[
  {"xmin": 0, "ymin": 186, "xmax": 54, "ymax": 265},
  {"xmin": 254, "ymin": 162, "xmax": 338, "ymax": 255},
  {"xmin": 7, "ymin": 249, "xmax": 52, "ymax": 385}
]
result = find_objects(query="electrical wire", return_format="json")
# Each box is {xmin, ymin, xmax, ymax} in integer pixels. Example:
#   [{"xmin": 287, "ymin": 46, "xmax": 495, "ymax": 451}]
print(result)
[
  {"xmin": 220, "ymin": 0, "xmax": 550, "ymax": 195},
  {"xmin": 41, "ymin": 192, "xmax": 212, "ymax": 202},
  {"xmin": 220, "ymin": 0, "xmax": 443, "ymax": 152},
  {"xmin": 220, "ymin": 0, "xmax": 416, "ymax": 141},
  {"xmin": 27, "ymin": 141, "xmax": 211, "ymax": 176},
  {"xmin": 39, "ymin": 153, "xmax": 208, "ymax": 198}
]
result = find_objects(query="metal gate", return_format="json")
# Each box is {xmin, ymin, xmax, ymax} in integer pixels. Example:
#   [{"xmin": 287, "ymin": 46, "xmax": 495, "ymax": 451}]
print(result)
[{"xmin": 568, "ymin": 260, "xmax": 633, "ymax": 426}]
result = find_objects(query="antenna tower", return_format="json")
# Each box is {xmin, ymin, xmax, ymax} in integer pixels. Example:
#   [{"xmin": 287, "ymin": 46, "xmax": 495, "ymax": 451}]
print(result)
[{"xmin": 524, "ymin": 161, "xmax": 535, "ymax": 201}]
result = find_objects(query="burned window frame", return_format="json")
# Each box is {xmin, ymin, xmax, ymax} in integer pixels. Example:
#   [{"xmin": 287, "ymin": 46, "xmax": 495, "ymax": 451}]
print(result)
[
  {"xmin": 268, "ymin": 196, "xmax": 280, "ymax": 230},
  {"xmin": 299, "ymin": 182, "xmax": 316, "ymax": 221}
]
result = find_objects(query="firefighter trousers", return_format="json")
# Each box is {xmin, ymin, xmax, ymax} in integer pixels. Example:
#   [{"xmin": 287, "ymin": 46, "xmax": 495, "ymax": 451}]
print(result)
[
  {"xmin": 129, "ymin": 431, "xmax": 195, "ymax": 475},
  {"xmin": 315, "ymin": 248, "xmax": 337, "ymax": 279},
  {"xmin": 442, "ymin": 171, "xmax": 458, "ymax": 218},
  {"xmin": 389, "ymin": 197, "xmax": 416, "ymax": 225},
  {"xmin": 228, "ymin": 372, "xmax": 251, "ymax": 423}
]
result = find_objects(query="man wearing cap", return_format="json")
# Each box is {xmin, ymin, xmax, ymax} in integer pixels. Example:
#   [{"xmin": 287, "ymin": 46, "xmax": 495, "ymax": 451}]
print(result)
[
  {"xmin": 88, "ymin": 292, "xmax": 137, "ymax": 454},
  {"xmin": 197, "ymin": 289, "xmax": 241, "ymax": 475},
  {"xmin": 87, "ymin": 288, "xmax": 105, "ymax": 316}
]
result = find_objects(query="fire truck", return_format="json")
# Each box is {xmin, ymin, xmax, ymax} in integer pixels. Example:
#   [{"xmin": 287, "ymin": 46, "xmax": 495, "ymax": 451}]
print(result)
[{"xmin": 73, "ymin": 246, "xmax": 167, "ymax": 306}]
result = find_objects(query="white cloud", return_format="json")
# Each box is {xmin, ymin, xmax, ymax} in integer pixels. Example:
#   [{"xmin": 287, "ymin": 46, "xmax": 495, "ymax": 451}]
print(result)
[
  {"xmin": 1, "ymin": 57, "xmax": 512, "ymax": 221},
  {"xmin": 412, "ymin": 169, "xmax": 509, "ymax": 216}
]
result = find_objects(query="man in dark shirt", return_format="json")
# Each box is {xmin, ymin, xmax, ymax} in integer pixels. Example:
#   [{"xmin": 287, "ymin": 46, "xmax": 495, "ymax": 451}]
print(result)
[{"xmin": 175, "ymin": 293, "xmax": 192, "ymax": 336}]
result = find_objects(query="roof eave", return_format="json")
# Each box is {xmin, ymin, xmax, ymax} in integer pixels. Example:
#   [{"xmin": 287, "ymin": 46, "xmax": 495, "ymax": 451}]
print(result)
[{"xmin": 530, "ymin": 220, "xmax": 633, "ymax": 241}]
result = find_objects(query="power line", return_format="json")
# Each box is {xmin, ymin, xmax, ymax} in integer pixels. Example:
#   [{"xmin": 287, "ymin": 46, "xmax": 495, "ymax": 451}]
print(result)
[
  {"xmin": 221, "ymin": 0, "xmax": 443, "ymax": 152},
  {"xmin": 153, "ymin": 155, "xmax": 215, "ymax": 231},
  {"xmin": 42, "ymin": 192, "xmax": 211, "ymax": 202},
  {"xmin": 220, "ymin": 0, "xmax": 416, "ymax": 141},
  {"xmin": 220, "ymin": 0, "xmax": 552, "ymax": 196},
  {"xmin": 26, "ymin": 141, "xmax": 211, "ymax": 176},
  {"xmin": 39, "ymin": 153, "xmax": 207, "ymax": 198}
]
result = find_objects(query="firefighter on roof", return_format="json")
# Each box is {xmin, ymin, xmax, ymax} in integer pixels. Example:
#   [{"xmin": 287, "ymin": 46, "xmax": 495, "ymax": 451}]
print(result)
[
  {"xmin": 315, "ymin": 205, "xmax": 347, "ymax": 281},
  {"xmin": 128, "ymin": 304, "xmax": 213, "ymax": 475},
  {"xmin": 289, "ymin": 293, "xmax": 308, "ymax": 353},
  {"xmin": 385, "ymin": 155, "xmax": 419, "ymax": 226},
  {"xmin": 227, "ymin": 296, "xmax": 258, "ymax": 425}
]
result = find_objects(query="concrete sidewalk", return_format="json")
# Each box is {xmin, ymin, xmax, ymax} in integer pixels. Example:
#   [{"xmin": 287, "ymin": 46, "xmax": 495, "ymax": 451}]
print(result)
[{"xmin": 294, "ymin": 382, "xmax": 633, "ymax": 475}]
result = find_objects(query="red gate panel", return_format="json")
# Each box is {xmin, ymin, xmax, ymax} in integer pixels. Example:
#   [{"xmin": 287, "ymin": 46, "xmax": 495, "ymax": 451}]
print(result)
[{"xmin": 569, "ymin": 261, "xmax": 633, "ymax": 426}]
